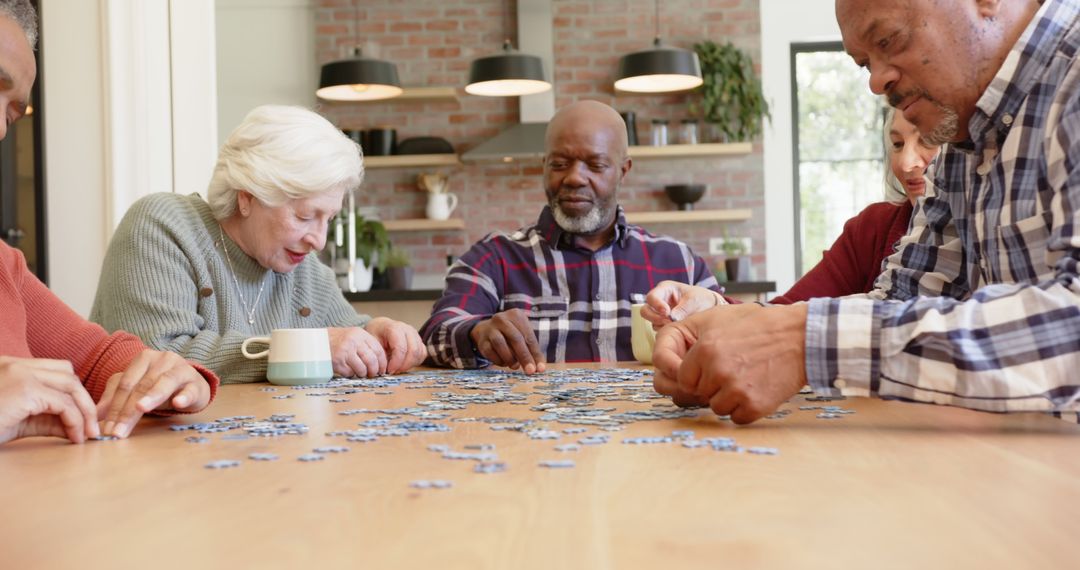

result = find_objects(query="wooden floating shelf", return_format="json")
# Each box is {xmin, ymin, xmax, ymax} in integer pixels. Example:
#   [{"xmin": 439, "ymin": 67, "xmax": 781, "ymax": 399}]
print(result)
[
  {"xmin": 382, "ymin": 218, "xmax": 465, "ymax": 232},
  {"xmin": 625, "ymin": 209, "xmax": 752, "ymax": 224},
  {"xmin": 394, "ymin": 86, "xmax": 459, "ymax": 101},
  {"xmin": 365, "ymin": 154, "xmax": 461, "ymax": 169},
  {"xmin": 628, "ymin": 142, "xmax": 753, "ymax": 158}
]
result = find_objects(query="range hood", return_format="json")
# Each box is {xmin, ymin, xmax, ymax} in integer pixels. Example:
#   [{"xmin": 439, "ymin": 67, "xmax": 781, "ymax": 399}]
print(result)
[
  {"xmin": 461, "ymin": 122, "xmax": 548, "ymax": 162},
  {"xmin": 461, "ymin": 0, "xmax": 554, "ymax": 163}
]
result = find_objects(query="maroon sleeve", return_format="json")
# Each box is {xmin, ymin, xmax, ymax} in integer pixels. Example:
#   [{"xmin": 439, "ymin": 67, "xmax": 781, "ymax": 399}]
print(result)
[{"xmin": 772, "ymin": 202, "xmax": 904, "ymax": 305}]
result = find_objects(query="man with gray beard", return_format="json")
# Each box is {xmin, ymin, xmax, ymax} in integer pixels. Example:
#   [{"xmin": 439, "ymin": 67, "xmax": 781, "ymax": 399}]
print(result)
[
  {"xmin": 652, "ymin": 0, "xmax": 1080, "ymax": 424},
  {"xmin": 421, "ymin": 101, "xmax": 719, "ymax": 372}
]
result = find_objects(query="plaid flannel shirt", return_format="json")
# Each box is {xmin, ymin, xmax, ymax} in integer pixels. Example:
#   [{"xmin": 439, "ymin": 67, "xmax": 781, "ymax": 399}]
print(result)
[
  {"xmin": 421, "ymin": 206, "xmax": 720, "ymax": 367},
  {"xmin": 806, "ymin": 0, "xmax": 1080, "ymax": 420}
]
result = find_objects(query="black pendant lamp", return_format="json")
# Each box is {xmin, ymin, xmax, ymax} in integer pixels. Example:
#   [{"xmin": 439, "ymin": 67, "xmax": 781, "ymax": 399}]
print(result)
[
  {"xmin": 317, "ymin": 48, "xmax": 403, "ymax": 102},
  {"xmin": 316, "ymin": 1, "xmax": 402, "ymax": 102},
  {"xmin": 613, "ymin": 0, "xmax": 702, "ymax": 93},
  {"xmin": 465, "ymin": 1, "xmax": 551, "ymax": 97}
]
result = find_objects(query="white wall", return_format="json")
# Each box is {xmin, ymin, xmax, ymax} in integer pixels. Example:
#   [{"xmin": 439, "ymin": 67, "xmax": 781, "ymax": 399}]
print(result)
[
  {"xmin": 216, "ymin": 0, "xmax": 316, "ymax": 145},
  {"xmin": 41, "ymin": 0, "xmax": 217, "ymax": 315},
  {"xmin": 41, "ymin": 0, "xmax": 109, "ymax": 315},
  {"xmin": 760, "ymin": 0, "xmax": 841, "ymax": 294}
]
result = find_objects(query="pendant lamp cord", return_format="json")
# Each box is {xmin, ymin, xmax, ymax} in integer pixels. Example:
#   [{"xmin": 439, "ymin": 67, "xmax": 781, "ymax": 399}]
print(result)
[
  {"xmin": 351, "ymin": 0, "xmax": 361, "ymax": 57},
  {"xmin": 504, "ymin": 0, "xmax": 513, "ymax": 48},
  {"xmin": 654, "ymin": 0, "xmax": 660, "ymax": 43}
]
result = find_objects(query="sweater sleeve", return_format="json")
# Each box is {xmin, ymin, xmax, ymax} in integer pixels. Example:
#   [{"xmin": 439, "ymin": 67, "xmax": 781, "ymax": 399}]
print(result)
[
  {"xmin": 90, "ymin": 196, "xmax": 263, "ymax": 383},
  {"xmin": 6, "ymin": 243, "xmax": 219, "ymax": 403},
  {"xmin": 772, "ymin": 202, "xmax": 899, "ymax": 305}
]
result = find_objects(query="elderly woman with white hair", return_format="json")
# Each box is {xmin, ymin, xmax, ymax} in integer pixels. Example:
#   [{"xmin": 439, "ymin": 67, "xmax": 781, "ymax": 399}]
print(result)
[{"xmin": 91, "ymin": 105, "xmax": 425, "ymax": 382}]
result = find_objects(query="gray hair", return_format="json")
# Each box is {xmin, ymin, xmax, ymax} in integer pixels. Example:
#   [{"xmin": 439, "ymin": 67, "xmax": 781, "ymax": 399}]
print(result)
[
  {"xmin": 207, "ymin": 105, "xmax": 364, "ymax": 220},
  {"xmin": 0, "ymin": 0, "xmax": 38, "ymax": 49},
  {"xmin": 882, "ymin": 105, "xmax": 908, "ymax": 203}
]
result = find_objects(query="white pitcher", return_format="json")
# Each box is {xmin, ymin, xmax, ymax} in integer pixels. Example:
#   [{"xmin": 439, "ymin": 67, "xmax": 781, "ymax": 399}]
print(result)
[{"xmin": 425, "ymin": 192, "xmax": 459, "ymax": 220}]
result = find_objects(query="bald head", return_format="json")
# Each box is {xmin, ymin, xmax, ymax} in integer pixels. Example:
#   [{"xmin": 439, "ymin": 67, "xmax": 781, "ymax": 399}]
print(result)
[{"xmin": 545, "ymin": 100, "xmax": 628, "ymax": 160}]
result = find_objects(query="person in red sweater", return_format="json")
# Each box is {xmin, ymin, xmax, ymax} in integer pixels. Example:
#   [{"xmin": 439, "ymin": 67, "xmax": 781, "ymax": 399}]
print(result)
[
  {"xmin": 0, "ymin": 0, "xmax": 218, "ymax": 445},
  {"xmin": 642, "ymin": 107, "xmax": 940, "ymax": 322}
]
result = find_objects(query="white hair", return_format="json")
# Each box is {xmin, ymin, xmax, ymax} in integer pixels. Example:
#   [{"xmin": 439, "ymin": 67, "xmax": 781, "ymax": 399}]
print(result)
[
  {"xmin": 0, "ymin": 0, "xmax": 38, "ymax": 49},
  {"xmin": 207, "ymin": 105, "xmax": 363, "ymax": 220}
]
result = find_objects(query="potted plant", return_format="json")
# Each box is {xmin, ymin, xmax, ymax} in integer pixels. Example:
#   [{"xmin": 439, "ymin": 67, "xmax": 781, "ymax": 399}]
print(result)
[
  {"xmin": 691, "ymin": 40, "xmax": 770, "ymax": 142},
  {"xmin": 347, "ymin": 214, "xmax": 390, "ymax": 291},
  {"xmin": 385, "ymin": 245, "xmax": 413, "ymax": 291},
  {"xmin": 722, "ymin": 235, "xmax": 751, "ymax": 282}
]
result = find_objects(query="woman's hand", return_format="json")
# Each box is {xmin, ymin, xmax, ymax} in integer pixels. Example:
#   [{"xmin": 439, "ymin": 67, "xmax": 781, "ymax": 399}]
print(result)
[
  {"xmin": 642, "ymin": 281, "xmax": 726, "ymax": 328},
  {"xmin": 363, "ymin": 317, "xmax": 426, "ymax": 374},
  {"xmin": 97, "ymin": 350, "xmax": 212, "ymax": 438},
  {"xmin": 0, "ymin": 357, "xmax": 99, "ymax": 444}
]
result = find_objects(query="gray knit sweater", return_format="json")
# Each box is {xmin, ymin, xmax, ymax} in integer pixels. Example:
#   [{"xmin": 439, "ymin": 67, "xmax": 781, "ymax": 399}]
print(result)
[{"xmin": 90, "ymin": 193, "xmax": 369, "ymax": 383}]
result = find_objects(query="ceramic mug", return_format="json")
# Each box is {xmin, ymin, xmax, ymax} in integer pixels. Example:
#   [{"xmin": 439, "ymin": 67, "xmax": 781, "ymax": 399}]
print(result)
[
  {"xmin": 630, "ymin": 304, "xmax": 657, "ymax": 364},
  {"xmin": 425, "ymin": 192, "xmax": 459, "ymax": 221},
  {"xmin": 241, "ymin": 328, "xmax": 333, "ymax": 386}
]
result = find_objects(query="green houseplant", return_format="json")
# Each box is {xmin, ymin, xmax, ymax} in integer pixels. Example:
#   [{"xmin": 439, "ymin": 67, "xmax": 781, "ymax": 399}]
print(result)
[
  {"xmin": 385, "ymin": 245, "xmax": 413, "ymax": 290},
  {"xmin": 692, "ymin": 40, "xmax": 770, "ymax": 142},
  {"xmin": 354, "ymin": 214, "xmax": 390, "ymax": 273},
  {"xmin": 721, "ymin": 234, "xmax": 751, "ymax": 282}
]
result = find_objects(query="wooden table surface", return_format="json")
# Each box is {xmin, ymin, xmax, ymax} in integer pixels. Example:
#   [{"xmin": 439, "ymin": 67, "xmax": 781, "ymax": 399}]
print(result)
[{"xmin": 2, "ymin": 363, "xmax": 1078, "ymax": 570}]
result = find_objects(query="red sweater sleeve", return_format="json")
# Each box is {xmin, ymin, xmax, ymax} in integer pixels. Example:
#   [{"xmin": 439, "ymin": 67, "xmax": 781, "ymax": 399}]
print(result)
[
  {"xmin": 0, "ymin": 243, "xmax": 218, "ymax": 404},
  {"xmin": 772, "ymin": 201, "xmax": 912, "ymax": 305}
]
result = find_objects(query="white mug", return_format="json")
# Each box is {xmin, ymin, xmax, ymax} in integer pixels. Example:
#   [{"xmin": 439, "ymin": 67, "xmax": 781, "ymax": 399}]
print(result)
[
  {"xmin": 425, "ymin": 192, "xmax": 459, "ymax": 221},
  {"xmin": 241, "ymin": 328, "xmax": 333, "ymax": 386},
  {"xmin": 630, "ymin": 304, "xmax": 657, "ymax": 365}
]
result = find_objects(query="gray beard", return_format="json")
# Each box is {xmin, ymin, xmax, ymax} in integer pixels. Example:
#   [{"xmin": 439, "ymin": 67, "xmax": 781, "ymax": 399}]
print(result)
[
  {"xmin": 922, "ymin": 103, "xmax": 960, "ymax": 146},
  {"xmin": 550, "ymin": 198, "xmax": 616, "ymax": 235}
]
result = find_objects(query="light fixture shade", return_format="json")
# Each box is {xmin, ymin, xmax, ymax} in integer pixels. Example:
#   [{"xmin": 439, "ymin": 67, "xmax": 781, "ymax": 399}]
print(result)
[
  {"xmin": 614, "ymin": 44, "xmax": 703, "ymax": 93},
  {"xmin": 316, "ymin": 57, "xmax": 403, "ymax": 102},
  {"xmin": 465, "ymin": 51, "xmax": 551, "ymax": 97}
]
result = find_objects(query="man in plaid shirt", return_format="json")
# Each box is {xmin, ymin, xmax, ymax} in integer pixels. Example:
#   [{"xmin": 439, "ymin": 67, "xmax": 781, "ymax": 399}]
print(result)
[
  {"xmin": 653, "ymin": 0, "xmax": 1080, "ymax": 423},
  {"xmin": 420, "ymin": 101, "xmax": 720, "ymax": 372}
]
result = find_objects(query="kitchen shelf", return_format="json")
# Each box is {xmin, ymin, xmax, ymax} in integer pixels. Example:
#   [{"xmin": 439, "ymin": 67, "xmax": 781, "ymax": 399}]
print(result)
[
  {"xmin": 365, "ymin": 154, "xmax": 461, "ymax": 169},
  {"xmin": 382, "ymin": 218, "xmax": 465, "ymax": 232},
  {"xmin": 625, "ymin": 209, "xmax": 752, "ymax": 224},
  {"xmin": 628, "ymin": 142, "xmax": 753, "ymax": 159},
  {"xmin": 395, "ymin": 86, "xmax": 459, "ymax": 101}
]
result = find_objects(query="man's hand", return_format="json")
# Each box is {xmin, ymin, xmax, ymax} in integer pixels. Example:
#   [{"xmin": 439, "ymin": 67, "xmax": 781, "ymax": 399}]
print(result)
[
  {"xmin": 97, "ymin": 350, "xmax": 212, "ymax": 438},
  {"xmin": 641, "ymin": 281, "xmax": 726, "ymax": 328},
  {"xmin": 363, "ymin": 317, "xmax": 426, "ymax": 374},
  {"xmin": 328, "ymin": 326, "xmax": 389, "ymax": 378},
  {"xmin": 652, "ymin": 303, "xmax": 809, "ymax": 424},
  {"xmin": 0, "ymin": 357, "xmax": 99, "ymax": 444},
  {"xmin": 469, "ymin": 309, "xmax": 547, "ymax": 374}
]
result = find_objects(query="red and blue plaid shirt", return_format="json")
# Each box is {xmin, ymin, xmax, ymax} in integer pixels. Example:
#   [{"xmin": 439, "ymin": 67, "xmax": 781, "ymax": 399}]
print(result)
[{"xmin": 421, "ymin": 206, "xmax": 720, "ymax": 368}]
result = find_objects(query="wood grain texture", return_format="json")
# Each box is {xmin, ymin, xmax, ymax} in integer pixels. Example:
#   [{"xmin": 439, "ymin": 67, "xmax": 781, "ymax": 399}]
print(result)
[{"xmin": 1, "ymin": 364, "xmax": 1078, "ymax": 570}]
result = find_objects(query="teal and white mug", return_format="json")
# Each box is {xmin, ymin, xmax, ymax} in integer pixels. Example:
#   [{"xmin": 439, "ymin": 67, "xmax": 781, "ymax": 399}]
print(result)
[{"xmin": 241, "ymin": 328, "xmax": 333, "ymax": 386}]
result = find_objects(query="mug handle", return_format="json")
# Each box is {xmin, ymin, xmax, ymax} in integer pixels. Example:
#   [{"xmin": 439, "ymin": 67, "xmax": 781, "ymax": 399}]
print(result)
[
  {"xmin": 241, "ymin": 336, "xmax": 271, "ymax": 359},
  {"xmin": 446, "ymin": 192, "xmax": 458, "ymax": 215}
]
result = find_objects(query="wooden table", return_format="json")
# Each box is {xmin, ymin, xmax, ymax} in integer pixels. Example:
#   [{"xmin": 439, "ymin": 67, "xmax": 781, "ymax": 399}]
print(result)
[{"xmin": 2, "ymin": 364, "xmax": 1078, "ymax": 569}]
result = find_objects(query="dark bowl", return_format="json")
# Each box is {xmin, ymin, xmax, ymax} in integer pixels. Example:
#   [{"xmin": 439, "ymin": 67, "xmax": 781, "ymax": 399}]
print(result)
[
  {"xmin": 664, "ymin": 184, "xmax": 706, "ymax": 210},
  {"xmin": 395, "ymin": 136, "xmax": 454, "ymax": 155}
]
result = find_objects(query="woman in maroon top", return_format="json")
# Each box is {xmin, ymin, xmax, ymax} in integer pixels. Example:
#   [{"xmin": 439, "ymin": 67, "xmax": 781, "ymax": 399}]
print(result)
[{"xmin": 643, "ymin": 109, "xmax": 941, "ymax": 323}]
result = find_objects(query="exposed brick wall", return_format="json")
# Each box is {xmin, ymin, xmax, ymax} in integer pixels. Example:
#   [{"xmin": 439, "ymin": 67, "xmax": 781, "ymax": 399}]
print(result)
[{"xmin": 315, "ymin": 0, "xmax": 765, "ymax": 282}]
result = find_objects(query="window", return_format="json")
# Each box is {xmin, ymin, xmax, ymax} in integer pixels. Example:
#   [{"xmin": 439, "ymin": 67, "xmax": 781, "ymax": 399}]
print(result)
[{"xmin": 791, "ymin": 42, "xmax": 884, "ymax": 276}]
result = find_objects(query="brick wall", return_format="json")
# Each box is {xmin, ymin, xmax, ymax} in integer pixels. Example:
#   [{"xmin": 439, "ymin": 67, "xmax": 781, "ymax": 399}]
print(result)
[{"xmin": 315, "ymin": 0, "xmax": 765, "ymax": 282}]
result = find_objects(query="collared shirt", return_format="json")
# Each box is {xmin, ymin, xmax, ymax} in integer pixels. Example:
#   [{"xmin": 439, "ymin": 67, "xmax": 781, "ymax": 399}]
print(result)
[
  {"xmin": 805, "ymin": 0, "xmax": 1080, "ymax": 421},
  {"xmin": 421, "ymin": 205, "xmax": 720, "ymax": 367}
]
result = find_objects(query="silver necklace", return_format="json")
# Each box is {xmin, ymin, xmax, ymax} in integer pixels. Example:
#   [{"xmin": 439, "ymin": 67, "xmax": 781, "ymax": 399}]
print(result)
[{"xmin": 219, "ymin": 225, "xmax": 267, "ymax": 326}]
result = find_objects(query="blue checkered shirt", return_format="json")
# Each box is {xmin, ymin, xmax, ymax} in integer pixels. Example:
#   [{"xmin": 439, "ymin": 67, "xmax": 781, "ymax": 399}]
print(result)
[{"xmin": 805, "ymin": 0, "xmax": 1080, "ymax": 421}]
